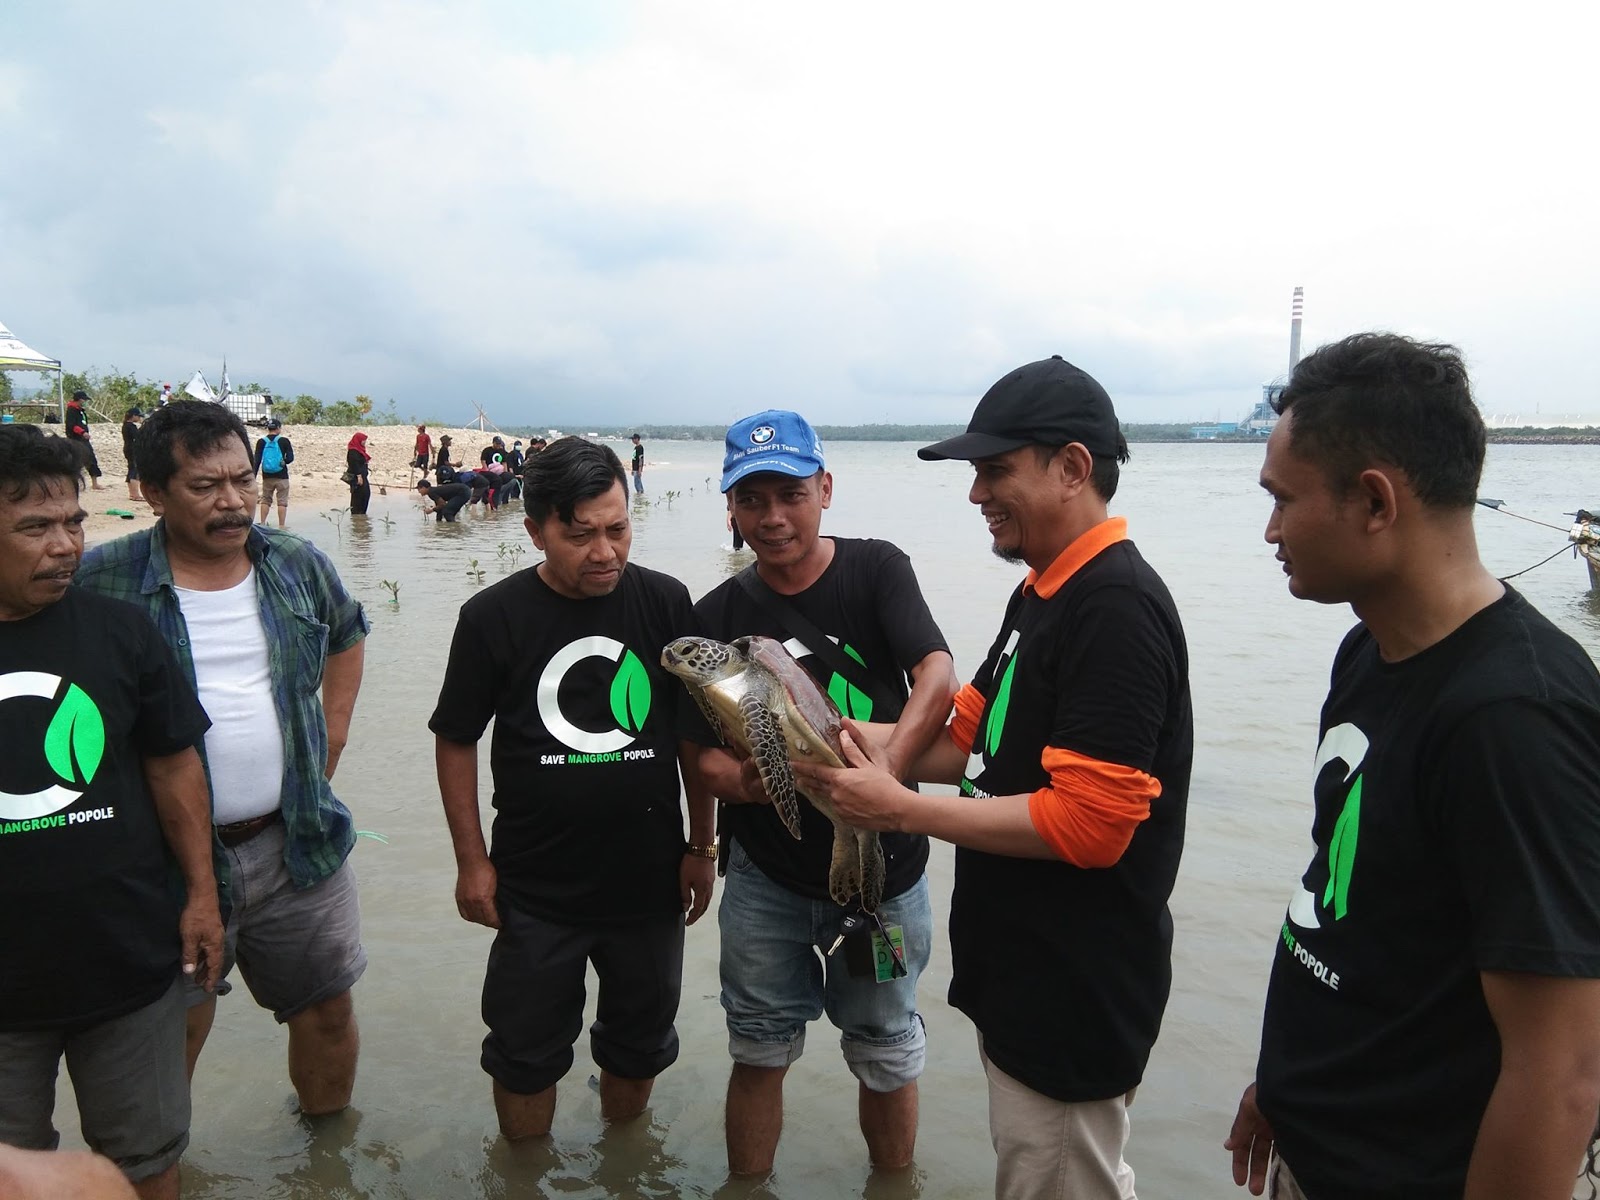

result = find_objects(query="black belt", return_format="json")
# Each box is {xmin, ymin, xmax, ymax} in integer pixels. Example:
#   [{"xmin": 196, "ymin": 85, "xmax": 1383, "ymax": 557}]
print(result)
[{"xmin": 216, "ymin": 809, "xmax": 282, "ymax": 848}]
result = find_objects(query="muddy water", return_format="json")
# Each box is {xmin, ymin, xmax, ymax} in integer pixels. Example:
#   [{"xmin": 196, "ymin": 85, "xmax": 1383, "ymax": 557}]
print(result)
[{"xmin": 67, "ymin": 441, "xmax": 1600, "ymax": 1198}]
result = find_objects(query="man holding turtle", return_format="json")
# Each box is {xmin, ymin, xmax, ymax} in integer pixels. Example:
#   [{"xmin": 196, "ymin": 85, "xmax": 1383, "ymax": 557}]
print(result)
[
  {"xmin": 796, "ymin": 358, "xmax": 1193, "ymax": 1200},
  {"xmin": 686, "ymin": 409, "xmax": 958, "ymax": 1177}
]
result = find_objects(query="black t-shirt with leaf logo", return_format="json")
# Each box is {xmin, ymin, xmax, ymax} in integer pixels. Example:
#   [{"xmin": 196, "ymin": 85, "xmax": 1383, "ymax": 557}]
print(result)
[
  {"xmin": 684, "ymin": 538, "xmax": 948, "ymax": 903},
  {"xmin": 0, "ymin": 589, "xmax": 209, "ymax": 1030},
  {"xmin": 1256, "ymin": 589, "xmax": 1600, "ymax": 1200},
  {"xmin": 951, "ymin": 538, "xmax": 1191, "ymax": 1102},
  {"xmin": 429, "ymin": 563, "xmax": 696, "ymax": 923}
]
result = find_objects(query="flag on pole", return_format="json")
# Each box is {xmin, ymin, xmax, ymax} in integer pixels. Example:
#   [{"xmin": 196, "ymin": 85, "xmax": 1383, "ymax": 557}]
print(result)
[{"xmin": 184, "ymin": 370, "xmax": 216, "ymax": 403}]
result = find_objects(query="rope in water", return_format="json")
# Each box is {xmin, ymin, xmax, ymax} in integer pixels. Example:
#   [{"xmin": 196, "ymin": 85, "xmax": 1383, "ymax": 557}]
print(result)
[
  {"xmin": 1500, "ymin": 544, "xmax": 1581, "ymax": 582},
  {"xmin": 1478, "ymin": 500, "xmax": 1593, "ymax": 581}
]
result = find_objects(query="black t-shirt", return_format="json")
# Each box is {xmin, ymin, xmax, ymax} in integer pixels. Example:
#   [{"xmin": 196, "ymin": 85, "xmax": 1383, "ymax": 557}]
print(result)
[
  {"xmin": 684, "ymin": 538, "xmax": 947, "ymax": 902},
  {"xmin": 121, "ymin": 419, "xmax": 140, "ymax": 457},
  {"xmin": 950, "ymin": 537, "xmax": 1192, "ymax": 1102},
  {"xmin": 429, "ymin": 563, "xmax": 698, "ymax": 923},
  {"xmin": 1255, "ymin": 589, "xmax": 1600, "ymax": 1200},
  {"xmin": 428, "ymin": 482, "xmax": 469, "ymax": 505},
  {"xmin": 0, "ymin": 590, "xmax": 210, "ymax": 1031},
  {"xmin": 632, "ymin": 444, "xmax": 644, "ymax": 470}
]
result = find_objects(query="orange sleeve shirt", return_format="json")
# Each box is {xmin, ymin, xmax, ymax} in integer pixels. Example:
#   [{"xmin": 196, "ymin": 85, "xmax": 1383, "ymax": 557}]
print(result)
[
  {"xmin": 949, "ymin": 683, "xmax": 1158, "ymax": 867},
  {"xmin": 1028, "ymin": 748, "xmax": 1160, "ymax": 869}
]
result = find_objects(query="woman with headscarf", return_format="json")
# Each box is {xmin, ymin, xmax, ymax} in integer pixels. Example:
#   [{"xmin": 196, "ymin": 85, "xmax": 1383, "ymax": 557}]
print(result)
[{"xmin": 346, "ymin": 431, "xmax": 372, "ymax": 515}]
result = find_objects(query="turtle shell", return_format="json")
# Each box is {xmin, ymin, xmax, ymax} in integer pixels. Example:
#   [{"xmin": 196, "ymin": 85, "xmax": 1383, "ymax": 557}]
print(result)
[{"xmin": 740, "ymin": 635, "xmax": 846, "ymax": 767}]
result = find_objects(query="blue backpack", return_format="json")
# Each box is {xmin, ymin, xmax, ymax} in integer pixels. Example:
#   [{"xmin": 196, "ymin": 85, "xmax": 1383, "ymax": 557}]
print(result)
[{"xmin": 261, "ymin": 437, "xmax": 285, "ymax": 474}]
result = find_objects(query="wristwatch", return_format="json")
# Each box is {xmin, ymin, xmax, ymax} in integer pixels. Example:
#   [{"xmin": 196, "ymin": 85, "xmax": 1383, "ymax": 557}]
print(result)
[{"xmin": 685, "ymin": 841, "xmax": 718, "ymax": 859}]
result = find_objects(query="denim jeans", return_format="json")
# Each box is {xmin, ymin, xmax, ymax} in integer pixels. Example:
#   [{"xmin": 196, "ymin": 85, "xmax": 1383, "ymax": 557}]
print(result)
[{"xmin": 717, "ymin": 838, "xmax": 930, "ymax": 1092}]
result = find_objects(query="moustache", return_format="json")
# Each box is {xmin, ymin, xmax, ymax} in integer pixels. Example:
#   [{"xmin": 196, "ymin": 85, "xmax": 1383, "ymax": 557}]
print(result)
[{"xmin": 206, "ymin": 515, "xmax": 253, "ymax": 533}]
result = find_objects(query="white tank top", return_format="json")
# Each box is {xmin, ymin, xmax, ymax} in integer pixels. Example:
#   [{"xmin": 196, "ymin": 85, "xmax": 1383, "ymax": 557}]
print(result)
[{"xmin": 174, "ymin": 569, "xmax": 286, "ymax": 824}]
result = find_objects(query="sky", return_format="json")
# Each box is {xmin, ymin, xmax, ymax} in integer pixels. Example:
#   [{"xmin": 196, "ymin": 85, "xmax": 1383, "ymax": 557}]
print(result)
[{"xmin": 3, "ymin": 0, "xmax": 1597, "ymax": 426}]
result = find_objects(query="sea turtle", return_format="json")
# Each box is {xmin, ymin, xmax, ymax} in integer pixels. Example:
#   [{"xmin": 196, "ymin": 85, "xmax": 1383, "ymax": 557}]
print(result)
[{"xmin": 662, "ymin": 634, "xmax": 886, "ymax": 912}]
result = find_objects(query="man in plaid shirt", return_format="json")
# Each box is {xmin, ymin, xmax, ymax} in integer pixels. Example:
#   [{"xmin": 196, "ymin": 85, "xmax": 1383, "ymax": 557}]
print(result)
[{"xmin": 77, "ymin": 400, "xmax": 370, "ymax": 1119}]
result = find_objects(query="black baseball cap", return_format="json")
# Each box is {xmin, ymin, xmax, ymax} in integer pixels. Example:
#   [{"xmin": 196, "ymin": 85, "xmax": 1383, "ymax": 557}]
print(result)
[{"xmin": 918, "ymin": 355, "xmax": 1120, "ymax": 461}]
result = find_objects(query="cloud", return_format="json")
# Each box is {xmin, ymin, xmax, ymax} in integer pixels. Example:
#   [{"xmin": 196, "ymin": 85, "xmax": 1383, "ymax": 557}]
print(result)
[{"xmin": 2, "ymin": 0, "xmax": 1597, "ymax": 424}]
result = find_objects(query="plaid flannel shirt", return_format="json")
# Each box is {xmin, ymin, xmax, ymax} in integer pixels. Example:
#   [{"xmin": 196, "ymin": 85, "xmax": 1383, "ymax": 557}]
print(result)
[{"xmin": 76, "ymin": 522, "xmax": 369, "ymax": 890}]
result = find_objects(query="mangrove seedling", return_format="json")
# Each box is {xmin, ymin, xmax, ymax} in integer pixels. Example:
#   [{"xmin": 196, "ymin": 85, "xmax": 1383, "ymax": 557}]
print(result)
[
  {"xmin": 320, "ymin": 507, "xmax": 348, "ymax": 541},
  {"xmin": 380, "ymin": 579, "xmax": 401, "ymax": 605},
  {"xmin": 466, "ymin": 558, "xmax": 486, "ymax": 583}
]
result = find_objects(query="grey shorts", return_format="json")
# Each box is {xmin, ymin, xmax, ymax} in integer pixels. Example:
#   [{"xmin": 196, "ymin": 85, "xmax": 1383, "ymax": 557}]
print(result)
[
  {"xmin": 186, "ymin": 820, "xmax": 366, "ymax": 1021},
  {"xmin": 0, "ymin": 978, "xmax": 189, "ymax": 1182},
  {"xmin": 260, "ymin": 476, "xmax": 290, "ymax": 505}
]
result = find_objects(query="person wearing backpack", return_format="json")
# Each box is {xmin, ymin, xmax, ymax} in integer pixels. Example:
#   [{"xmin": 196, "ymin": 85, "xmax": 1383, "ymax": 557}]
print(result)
[{"xmin": 253, "ymin": 417, "xmax": 295, "ymax": 527}]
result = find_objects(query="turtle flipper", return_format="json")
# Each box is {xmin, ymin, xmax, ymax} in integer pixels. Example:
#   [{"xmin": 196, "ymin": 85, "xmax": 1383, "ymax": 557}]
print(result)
[
  {"xmin": 739, "ymin": 691, "xmax": 801, "ymax": 839},
  {"xmin": 828, "ymin": 823, "xmax": 860, "ymax": 906},
  {"xmin": 857, "ymin": 829, "xmax": 885, "ymax": 913},
  {"xmin": 691, "ymin": 688, "xmax": 724, "ymax": 744}
]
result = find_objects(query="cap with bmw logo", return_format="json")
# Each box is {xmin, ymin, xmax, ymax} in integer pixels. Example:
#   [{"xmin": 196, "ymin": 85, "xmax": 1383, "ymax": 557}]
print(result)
[{"xmin": 721, "ymin": 409, "xmax": 826, "ymax": 493}]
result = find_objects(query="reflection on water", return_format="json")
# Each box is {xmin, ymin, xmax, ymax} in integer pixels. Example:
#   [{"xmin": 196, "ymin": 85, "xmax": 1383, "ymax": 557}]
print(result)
[{"xmin": 60, "ymin": 442, "xmax": 1600, "ymax": 1198}]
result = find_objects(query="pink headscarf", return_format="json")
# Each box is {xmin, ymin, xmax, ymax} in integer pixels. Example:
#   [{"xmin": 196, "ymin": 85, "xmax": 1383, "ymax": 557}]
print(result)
[{"xmin": 347, "ymin": 432, "xmax": 370, "ymax": 460}]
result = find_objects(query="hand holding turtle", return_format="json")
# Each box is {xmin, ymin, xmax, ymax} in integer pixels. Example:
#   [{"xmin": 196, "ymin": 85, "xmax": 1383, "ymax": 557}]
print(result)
[
  {"xmin": 792, "ymin": 728, "xmax": 914, "ymax": 833},
  {"xmin": 456, "ymin": 857, "xmax": 501, "ymax": 929},
  {"xmin": 698, "ymin": 745, "xmax": 771, "ymax": 806},
  {"xmin": 680, "ymin": 855, "xmax": 716, "ymax": 924}
]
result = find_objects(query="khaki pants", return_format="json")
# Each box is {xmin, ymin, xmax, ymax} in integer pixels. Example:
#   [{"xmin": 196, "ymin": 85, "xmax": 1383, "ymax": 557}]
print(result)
[
  {"xmin": 981, "ymin": 1041, "xmax": 1137, "ymax": 1200},
  {"xmin": 1269, "ymin": 1155, "xmax": 1309, "ymax": 1200}
]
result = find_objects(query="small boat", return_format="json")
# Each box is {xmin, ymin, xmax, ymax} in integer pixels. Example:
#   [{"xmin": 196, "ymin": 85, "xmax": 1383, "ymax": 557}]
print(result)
[{"xmin": 1570, "ymin": 511, "xmax": 1600, "ymax": 590}]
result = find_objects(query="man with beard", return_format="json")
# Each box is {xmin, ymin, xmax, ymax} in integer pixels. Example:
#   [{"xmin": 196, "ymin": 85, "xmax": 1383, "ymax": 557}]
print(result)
[
  {"xmin": 797, "ymin": 357, "xmax": 1193, "ymax": 1200},
  {"xmin": 77, "ymin": 400, "xmax": 370, "ymax": 1121}
]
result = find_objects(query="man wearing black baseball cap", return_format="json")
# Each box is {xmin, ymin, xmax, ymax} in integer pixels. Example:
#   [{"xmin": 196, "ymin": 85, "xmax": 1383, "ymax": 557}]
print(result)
[
  {"xmin": 797, "ymin": 356, "xmax": 1194, "ymax": 1200},
  {"xmin": 253, "ymin": 416, "xmax": 294, "ymax": 528}
]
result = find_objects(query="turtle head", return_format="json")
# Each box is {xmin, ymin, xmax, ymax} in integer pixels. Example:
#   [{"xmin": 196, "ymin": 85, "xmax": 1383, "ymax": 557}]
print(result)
[{"xmin": 661, "ymin": 636, "xmax": 742, "ymax": 684}]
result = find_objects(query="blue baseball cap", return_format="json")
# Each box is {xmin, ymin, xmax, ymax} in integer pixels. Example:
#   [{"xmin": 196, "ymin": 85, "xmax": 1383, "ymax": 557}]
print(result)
[{"xmin": 721, "ymin": 410, "xmax": 825, "ymax": 493}]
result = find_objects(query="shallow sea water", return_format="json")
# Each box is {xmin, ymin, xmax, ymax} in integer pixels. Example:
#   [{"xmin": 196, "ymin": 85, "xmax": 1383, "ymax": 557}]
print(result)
[{"xmin": 66, "ymin": 441, "xmax": 1600, "ymax": 1198}]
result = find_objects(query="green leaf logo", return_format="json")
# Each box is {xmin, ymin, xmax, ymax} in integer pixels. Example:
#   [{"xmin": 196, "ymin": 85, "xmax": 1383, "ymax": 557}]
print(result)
[
  {"xmin": 1322, "ymin": 774, "xmax": 1361, "ymax": 921},
  {"xmin": 826, "ymin": 644, "xmax": 874, "ymax": 721},
  {"xmin": 985, "ymin": 656, "xmax": 1017, "ymax": 758},
  {"xmin": 609, "ymin": 649, "xmax": 653, "ymax": 735},
  {"xmin": 45, "ymin": 683, "xmax": 104, "ymax": 786}
]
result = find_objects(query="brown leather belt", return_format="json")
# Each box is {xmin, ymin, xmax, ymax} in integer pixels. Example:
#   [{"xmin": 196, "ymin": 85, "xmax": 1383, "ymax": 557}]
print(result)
[{"xmin": 216, "ymin": 810, "xmax": 282, "ymax": 848}]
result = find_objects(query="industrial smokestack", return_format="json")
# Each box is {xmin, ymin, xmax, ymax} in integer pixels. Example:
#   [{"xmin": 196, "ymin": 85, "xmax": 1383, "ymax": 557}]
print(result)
[{"xmin": 1288, "ymin": 286, "xmax": 1304, "ymax": 378}]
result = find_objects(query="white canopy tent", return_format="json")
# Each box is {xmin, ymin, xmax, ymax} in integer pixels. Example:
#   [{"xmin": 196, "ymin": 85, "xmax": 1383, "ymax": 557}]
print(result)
[{"xmin": 0, "ymin": 319, "xmax": 65, "ymax": 423}]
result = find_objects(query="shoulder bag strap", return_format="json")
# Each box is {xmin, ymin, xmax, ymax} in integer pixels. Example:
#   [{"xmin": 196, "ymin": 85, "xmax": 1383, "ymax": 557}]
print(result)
[{"xmin": 733, "ymin": 565, "xmax": 899, "ymax": 716}]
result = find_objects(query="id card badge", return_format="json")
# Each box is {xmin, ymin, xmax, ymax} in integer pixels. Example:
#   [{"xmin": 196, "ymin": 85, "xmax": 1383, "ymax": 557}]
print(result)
[
  {"xmin": 871, "ymin": 924, "xmax": 906, "ymax": 983},
  {"xmin": 841, "ymin": 923, "xmax": 907, "ymax": 983}
]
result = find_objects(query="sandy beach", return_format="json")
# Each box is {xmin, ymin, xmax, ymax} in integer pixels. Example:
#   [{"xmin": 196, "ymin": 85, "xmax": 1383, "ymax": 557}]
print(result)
[{"xmin": 73, "ymin": 421, "xmax": 503, "ymax": 544}]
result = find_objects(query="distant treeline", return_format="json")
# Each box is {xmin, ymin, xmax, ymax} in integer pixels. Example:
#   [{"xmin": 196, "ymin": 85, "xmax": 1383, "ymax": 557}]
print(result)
[
  {"xmin": 577, "ymin": 422, "xmax": 1209, "ymax": 443},
  {"xmin": 9, "ymin": 374, "xmax": 1596, "ymax": 443},
  {"xmin": 0, "ymin": 368, "xmax": 410, "ymax": 428}
]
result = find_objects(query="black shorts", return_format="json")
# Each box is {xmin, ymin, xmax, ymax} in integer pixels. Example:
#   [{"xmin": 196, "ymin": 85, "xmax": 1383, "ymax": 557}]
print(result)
[{"xmin": 481, "ymin": 901, "xmax": 684, "ymax": 1096}]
